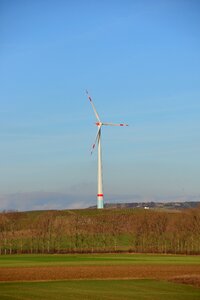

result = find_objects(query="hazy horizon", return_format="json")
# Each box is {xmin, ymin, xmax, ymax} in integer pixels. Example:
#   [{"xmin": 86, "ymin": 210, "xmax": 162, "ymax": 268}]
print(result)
[{"xmin": 0, "ymin": 191, "xmax": 199, "ymax": 212}]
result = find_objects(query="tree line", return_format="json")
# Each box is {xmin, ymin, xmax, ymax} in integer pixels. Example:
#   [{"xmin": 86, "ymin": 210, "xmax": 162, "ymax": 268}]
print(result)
[{"xmin": 0, "ymin": 207, "xmax": 200, "ymax": 255}]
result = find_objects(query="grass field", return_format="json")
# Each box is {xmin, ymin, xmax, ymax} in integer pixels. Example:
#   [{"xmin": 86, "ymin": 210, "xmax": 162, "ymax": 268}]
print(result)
[
  {"xmin": 0, "ymin": 254, "xmax": 199, "ymax": 299},
  {"xmin": 0, "ymin": 253, "xmax": 200, "ymax": 267},
  {"xmin": 0, "ymin": 279, "xmax": 200, "ymax": 300}
]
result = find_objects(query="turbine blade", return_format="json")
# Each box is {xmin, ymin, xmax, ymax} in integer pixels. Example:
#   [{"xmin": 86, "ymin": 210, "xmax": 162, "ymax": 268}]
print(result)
[
  {"xmin": 102, "ymin": 122, "xmax": 128, "ymax": 127},
  {"xmin": 90, "ymin": 126, "xmax": 101, "ymax": 155},
  {"xmin": 86, "ymin": 90, "xmax": 101, "ymax": 122}
]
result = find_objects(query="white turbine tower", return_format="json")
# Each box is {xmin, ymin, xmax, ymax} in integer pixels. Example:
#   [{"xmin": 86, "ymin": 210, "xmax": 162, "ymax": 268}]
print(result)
[{"xmin": 86, "ymin": 90, "xmax": 128, "ymax": 209}]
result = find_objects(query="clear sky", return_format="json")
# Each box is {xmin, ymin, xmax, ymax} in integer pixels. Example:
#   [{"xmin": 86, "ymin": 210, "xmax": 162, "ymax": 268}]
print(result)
[{"xmin": 0, "ymin": 0, "xmax": 200, "ymax": 210}]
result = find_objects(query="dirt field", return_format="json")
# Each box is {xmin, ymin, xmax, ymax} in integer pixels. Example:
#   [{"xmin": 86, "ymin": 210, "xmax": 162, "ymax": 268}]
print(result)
[{"xmin": 0, "ymin": 264, "xmax": 200, "ymax": 285}]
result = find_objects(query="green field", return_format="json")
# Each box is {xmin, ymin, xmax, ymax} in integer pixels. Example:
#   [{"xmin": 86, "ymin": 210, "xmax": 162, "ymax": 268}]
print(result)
[
  {"xmin": 0, "ymin": 253, "xmax": 200, "ymax": 267},
  {"xmin": 0, "ymin": 254, "xmax": 199, "ymax": 299},
  {"xmin": 0, "ymin": 279, "xmax": 200, "ymax": 300}
]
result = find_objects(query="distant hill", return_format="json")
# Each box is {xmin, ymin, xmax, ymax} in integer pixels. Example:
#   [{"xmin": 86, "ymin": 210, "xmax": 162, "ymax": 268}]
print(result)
[
  {"xmin": 1, "ymin": 203, "xmax": 200, "ymax": 255},
  {"xmin": 89, "ymin": 201, "xmax": 200, "ymax": 210}
]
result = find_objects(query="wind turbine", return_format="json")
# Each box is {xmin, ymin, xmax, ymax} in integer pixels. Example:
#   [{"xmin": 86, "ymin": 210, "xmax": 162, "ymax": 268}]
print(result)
[{"xmin": 86, "ymin": 90, "xmax": 128, "ymax": 209}]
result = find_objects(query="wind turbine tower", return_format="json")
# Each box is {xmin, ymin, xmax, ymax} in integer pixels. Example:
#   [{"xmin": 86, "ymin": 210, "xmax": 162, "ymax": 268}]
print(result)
[{"xmin": 86, "ymin": 90, "xmax": 128, "ymax": 209}]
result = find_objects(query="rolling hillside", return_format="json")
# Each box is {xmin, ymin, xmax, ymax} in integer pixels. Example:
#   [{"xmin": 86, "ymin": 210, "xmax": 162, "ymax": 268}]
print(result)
[{"xmin": 0, "ymin": 204, "xmax": 200, "ymax": 255}]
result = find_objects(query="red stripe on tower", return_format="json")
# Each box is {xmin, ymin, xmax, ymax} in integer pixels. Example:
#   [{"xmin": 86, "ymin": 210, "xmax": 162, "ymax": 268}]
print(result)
[
  {"xmin": 120, "ymin": 124, "xmax": 123, "ymax": 126},
  {"xmin": 97, "ymin": 194, "xmax": 104, "ymax": 197}
]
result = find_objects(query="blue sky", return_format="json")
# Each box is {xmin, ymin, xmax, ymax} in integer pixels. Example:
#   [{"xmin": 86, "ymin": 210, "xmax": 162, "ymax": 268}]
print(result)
[{"xmin": 0, "ymin": 0, "xmax": 200, "ymax": 210}]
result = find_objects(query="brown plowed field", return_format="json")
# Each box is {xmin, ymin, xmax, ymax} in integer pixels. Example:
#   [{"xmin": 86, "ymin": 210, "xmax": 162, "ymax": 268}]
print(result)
[{"xmin": 0, "ymin": 265, "xmax": 200, "ymax": 282}]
